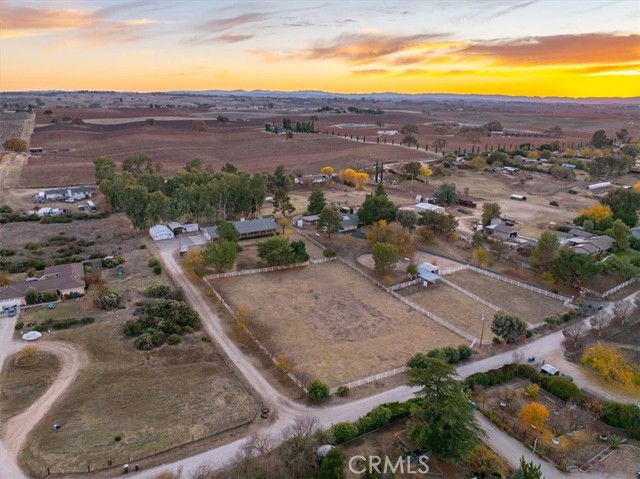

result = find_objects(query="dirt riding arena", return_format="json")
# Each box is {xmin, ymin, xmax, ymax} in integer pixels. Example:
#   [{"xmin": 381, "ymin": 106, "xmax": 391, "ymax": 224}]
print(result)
[{"xmin": 209, "ymin": 261, "xmax": 464, "ymax": 387}]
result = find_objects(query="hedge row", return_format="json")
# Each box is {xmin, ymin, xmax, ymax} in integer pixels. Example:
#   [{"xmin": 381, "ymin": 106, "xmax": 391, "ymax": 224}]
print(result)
[
  {"xmin": 464, "ymin": 363, "xmax": 640, "ymax": 439},
  {"xmin": 329, "ymin": 400, "xmax": 419, "ymax": 445},
  {"xmin": 408, "ymin": 344, "xmax": 472, "ymax": 367}
]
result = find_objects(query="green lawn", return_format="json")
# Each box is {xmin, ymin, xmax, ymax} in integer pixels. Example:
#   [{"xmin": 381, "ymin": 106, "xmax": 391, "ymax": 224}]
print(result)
[{"xmin": 29, "ymin": 301, "xmax": 85, "ymax": 322}]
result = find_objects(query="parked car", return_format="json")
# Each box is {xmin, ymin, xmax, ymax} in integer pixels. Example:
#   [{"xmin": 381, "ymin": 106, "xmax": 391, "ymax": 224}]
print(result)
[{"xmin": 65, "ymin": 198, "xmax": 76, "ymax": 203}]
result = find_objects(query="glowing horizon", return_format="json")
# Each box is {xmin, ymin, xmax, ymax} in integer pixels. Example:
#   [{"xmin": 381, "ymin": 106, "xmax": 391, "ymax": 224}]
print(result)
[{"xmin": 1, "ymin": 0, "xmax": 639, "ymax": 98}]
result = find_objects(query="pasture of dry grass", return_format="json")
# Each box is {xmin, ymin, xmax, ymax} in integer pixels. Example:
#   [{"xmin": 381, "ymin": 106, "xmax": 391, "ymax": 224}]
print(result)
[
  {"xmin": 402, "ymin": 283, "xmax": 499, "ymax": 339},
  {"xmin": 210, "ymin": 261, "xmax": 464, "ymax": 387},
  {"xmin": 445, "ymin": 269, "xmax": 570, "ymax": 324},
  {"xmin": 18, "ymin": 247, "xmax": 257, "ymax": 476},
  {"xmin": 0, "ymin": 350, "xmax": 60, "ymax": 423}
]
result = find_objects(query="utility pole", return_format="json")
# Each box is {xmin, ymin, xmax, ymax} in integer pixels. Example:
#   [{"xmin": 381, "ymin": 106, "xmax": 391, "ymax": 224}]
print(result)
[{"xmin": 479, "ymin": 313, "xmax": 486, "ymax": 348}]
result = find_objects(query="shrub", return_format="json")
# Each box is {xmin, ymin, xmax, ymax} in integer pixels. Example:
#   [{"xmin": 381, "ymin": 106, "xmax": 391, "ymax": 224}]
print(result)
[
  {"xmin": 167, "ymin": 334, "xmax": 181, "ymax": 345},
  {"xmin": 201, "ymin": 334, "xmax": 211, "ymax": 342},
  {"xmin": 441, "ymin": 346, "xmax": 461, "ymax": 363},
  {"xmin": 601, "ymin": 403, "xmax": 640, "ymax": 439},
  {"xmin": 33, "ymin": 324, "xmax": 45, "ymax": 332},
  {"xmin": 337, "ymin": 385, "xmax": 350, "ymax": 397},
  {"xmin": 15, "ymin": 322, "xmax": 23, "ymax": 330},
  {"xmin": 549, "ymin": 200, "xmax": 559, "ymax": 207},
  {"xmin": 41, "ymin": 290, "xmax": 58, "ymax": 303},
  {"xmin": 148, "ymin": 257, "xmax": 159, "ymax": 267},
  {"xmin": 80, "ymin": 316, "xmax": 95, "ymax": 325},
  {"xmin": 492, "ymin": 337, "xmax": 501, "ymax": 345},
  {"xmin": 525, "ymin": 384, "xmax": 540, "ymax": 398},
  {"xmin": 323, "ymin": 248, "xmax": 337, "ymax": 258},
  {"xmin": 95, "ymin": 289, "xmax": 121, "ymax": 310},
  {"xmin": 458, "ymin": 344, "xmax": 472, "ymax": 360},
  {"xmin": 153, "ymin": 264, "xmax": 162, "ymax": 275},
  {"xmin": 114, "ymin": 435, "xmax": 122, "ymax": 442},
  {"xmin": 357, "ymin": 405, "xmax": 392, "ymax": 434},
  {"xmin": 307, "ymin": 380, "xmax": 330, "ymax": 402},
  {"xmin": 331, "ymin": 422, "xmax": 359, "ymax": 444},
  {"xmin": 144, "ymin": 284, "xmax": 171, "ymax": 297},
  {"xmin": 541, "ymin": 377, "xmax": 582, "ymax": 402},
  {"xmin": 102, "ymin": 256, "xmax": 124, "ymax": 268}
]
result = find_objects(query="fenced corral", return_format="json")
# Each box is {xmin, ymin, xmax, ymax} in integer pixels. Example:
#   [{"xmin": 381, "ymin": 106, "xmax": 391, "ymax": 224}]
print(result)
[
  {"xmin": 203, "ymin": 257, "xmax": 336, "ymax": 280},
  {"xmin": 440, "ymin": 277, "xmax": 502, "ymax": 312},
  {"xmin": 388, "ymin": 278, "xmax": 422, "ymax": 291},
  {"xmin": 581, "ymin": 277, "xmax": 639, "ymax": 299}
]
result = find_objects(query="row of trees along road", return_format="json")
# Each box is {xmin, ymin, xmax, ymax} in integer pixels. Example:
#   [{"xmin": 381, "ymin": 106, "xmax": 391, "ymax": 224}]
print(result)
[{"xmin": 94, "ymin": 156, "xmax": 300, "ymax": 230}]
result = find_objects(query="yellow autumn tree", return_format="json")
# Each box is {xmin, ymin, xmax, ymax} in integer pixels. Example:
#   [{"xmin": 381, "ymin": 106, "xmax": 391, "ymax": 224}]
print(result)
[
  {"xmin": 577, "ymin": 204, "xmax": 613, "ymax": 223},
  {"xmin": 354, "ymin": 171, "xmax": 370, "ymax": 190},
  {"xmin": 470, "ymin": 156, "xmax": 486, "ymax": 170},
  {"xmin": 527, "ymin": 151, "xmax": 539, "ymax": 160},
  {"xmin": 183, "ymin": 250, "xmax": 204, "ymax": 269},
  {"xmin": 321, "ymin": 166, "xmax": 334, "ymax": 176},
  {"xmin": 420, "ymin": 165, "xmax": 433, "ymax": 178},
  {"xmin": 473, "ymin": 247, "xmax": 487, "ymax": 266},
  {"xmin": 0, "ymin": 271, "xmax": 10, "ymax": 287},
  {"xmin": 581, "ymin": 342, "xmax": 636, "ymax": 386},
  {"xmin": 633, "ymin": 182, "xmax": 640, "ymax": 191},
  {"xmin": 338, "ymin": 168, "xmax": 357, "ymax": 185},
  {"xmin": 519, "ymin": 402, "xmax": 549, "ymax": 429},
  {"xmin": 367, "ymin": 220, "xmax": 392, "ymax": 246}
]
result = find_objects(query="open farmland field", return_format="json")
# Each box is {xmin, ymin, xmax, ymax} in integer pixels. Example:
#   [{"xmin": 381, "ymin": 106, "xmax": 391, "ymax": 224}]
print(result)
[
  {"xmin": 0, "ymin": 112, "xmax": 36, "ymax": 148},
  {"xmin": 24, "ymin": 120, "xmax": 429, "ymax": 187},
  {"xmin": 210, "ymin": 261, "xmax": 464, "ymax": 387},
  {"xmin": 445, "ymin": 269, "xmax": 571, "ymax": 324},
  {"xmin": 402, "ymin": 283, "xmax": 499, "ymax": 339}
]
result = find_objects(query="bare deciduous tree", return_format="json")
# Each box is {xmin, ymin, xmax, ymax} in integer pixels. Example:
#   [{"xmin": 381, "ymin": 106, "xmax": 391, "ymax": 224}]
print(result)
[
  {"xmin": 590, "ymin": 312, "xmax": 608, "ymax": 337},
  {"xmin": 562, "ymin": 322, "xmax": 588, "ymax": 351},
  {"xmin": 612, "ymin": 301, "xmax": 630, "ymax": 325}
]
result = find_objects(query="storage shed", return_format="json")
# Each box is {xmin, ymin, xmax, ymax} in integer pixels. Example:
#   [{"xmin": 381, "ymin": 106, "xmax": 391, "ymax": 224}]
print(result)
[
  {"xmin": 510, "ymin": 194, "xmax": 527, "ymax": 201},
  {"xmin": 417, "ymin": 262, "xmax": 441, "ymax": 284},
  {"xmin": 149, "ymin": 225, "xmax": 175, "ymax": 241},
  {"xmin": 415, "ymin": 203, "xmax": 445, "ymax": 214}
]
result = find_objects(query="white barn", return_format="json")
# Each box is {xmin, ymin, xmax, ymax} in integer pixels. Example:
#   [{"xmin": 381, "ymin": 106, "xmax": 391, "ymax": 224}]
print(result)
[{"xmin": 149, "ymin": 225, "xmax": 174, "ymax": 241}]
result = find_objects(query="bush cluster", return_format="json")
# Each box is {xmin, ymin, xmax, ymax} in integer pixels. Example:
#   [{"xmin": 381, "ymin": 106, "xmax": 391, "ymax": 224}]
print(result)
[
  {"xmin": 329, "ymin": 400, "xmax": 418, "ymax": 444},
  {"xmin": 144, "ymin": 284, "xmax": 171, "ymax": 298},
  {"xmin": 123, "ymin": 299, "xmax": 200, "ymax": 350},
  {"xmin": 408, "ymin": 344, "xmax": 472, "ymax": 367},
  {"xmin": 102, "ymin": 256, "xmax": 125, "ymax": 268},
  {"xmin": 95, "ymin": 289, "xmax": 121, "ymax": 310}
]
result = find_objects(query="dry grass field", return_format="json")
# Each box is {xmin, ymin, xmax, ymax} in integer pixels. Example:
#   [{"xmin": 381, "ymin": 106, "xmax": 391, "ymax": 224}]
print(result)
[
  {"xmin": 18, "ymin": 247, "xmax": 257, "ymax": 476},
  {"xmin": 445, "ymin": 269, "xmax": 570, "ymax": 324},
  {"xmin": 402, "ymin": 283, "xmax": 499, "ymax": 339},
  {"xmin": 210, "ymin": 261, "xmax": 464, "ymax": 387},
  {"xmin": 0, "ymin": 351, "xmax": 60, "ymax": 423}
]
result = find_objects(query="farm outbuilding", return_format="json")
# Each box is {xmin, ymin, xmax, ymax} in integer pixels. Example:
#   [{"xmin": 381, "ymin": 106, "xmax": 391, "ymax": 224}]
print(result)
[
  {"xmin": 510, "ymin": 194, "xmax": 527, "ymax": 201},
  {"xmin": 415, "ymin": 203, "xmax": 445, "ymax": 214},
  {"xmin": 149, "ymin": 225, "xmax": 175, "ymax": 241},
  {"xmin": 586, "ymin": 181, "xmax": 612, "ymax": 191},
  {"xmin": 182, "ymin": 223, "xmax": 199, "ymax": 233},
  {"xmin": 417, "ymin": 262, "xmax": 441, "ymax": 284},
  {"xmin": 339, "ymin": 213, "xmax": 359, "ymax": 233},
  {"xmin": 233, "ymin": 218, "xmax": 278, "ymax": 239},
  {"xmin": 167, "ymin": 221, "xmax": 184, "ymax": 234}
]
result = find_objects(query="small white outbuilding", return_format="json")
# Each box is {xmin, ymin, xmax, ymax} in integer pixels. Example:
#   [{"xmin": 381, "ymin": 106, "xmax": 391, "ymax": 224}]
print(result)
[{"xmin": 149, "ymin": 225, "xmax": 175, "ymax": 241}]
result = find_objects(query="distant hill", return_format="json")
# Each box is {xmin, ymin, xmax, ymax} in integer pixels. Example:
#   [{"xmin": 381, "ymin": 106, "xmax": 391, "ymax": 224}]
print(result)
[{"xmin": 165, "ymin": 89, "xmax": 640, "ymax": 105}]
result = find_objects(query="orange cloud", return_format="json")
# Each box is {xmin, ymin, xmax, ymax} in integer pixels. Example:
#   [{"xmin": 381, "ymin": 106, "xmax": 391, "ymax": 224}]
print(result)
[
  {"xmin": 463, "ymin": 33, "xmax": 640, "ymax": 66},
  {"xmin": 298, "ymin": 32, "xmax": 450, "ymax": 65},
  {"xmin": 351, "ymin": 69, "xmax": 390, "ymax": 76},
  {"xmin": 0, "ymin": 6, "xmax": 96, "ymax": 37}
]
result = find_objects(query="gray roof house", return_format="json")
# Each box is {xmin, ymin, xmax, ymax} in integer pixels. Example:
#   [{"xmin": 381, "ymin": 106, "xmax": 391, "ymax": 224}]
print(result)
[
  {"xmin": 568, "ymin": 228, "xmax": 594, "ymax": 239},
  {"xmin": 487, "ymin": 224, "xmax": 518, "ymax": 241},
  {"xmin": 338, "ymin": 213, "xmax": 359, "ymax": 233},
  {"xmin": 571, "ymin": 235, "xmax": 615, "ymax": 255}
]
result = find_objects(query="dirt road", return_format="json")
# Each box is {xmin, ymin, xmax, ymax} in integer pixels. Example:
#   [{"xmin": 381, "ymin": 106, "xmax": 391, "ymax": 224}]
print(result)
[
  {"xmin": 0, "ymin": 316, "xmax": 87, "ymax": 479},
  {"xmin": 3, "ymin": 340, "xmax": 87, "ymax": 457}
]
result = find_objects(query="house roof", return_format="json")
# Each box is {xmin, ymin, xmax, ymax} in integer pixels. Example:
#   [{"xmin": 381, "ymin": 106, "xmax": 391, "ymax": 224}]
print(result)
[
  {"xmin": 588, "ymin": 235, "xmax": 615, "ymax": 252},
  {"xmin": 418, "ymin": 262, "xmax": 439, "ymax": 273},
  {"xmin": 568, "ymin": 228, "xmax": 594, "ymax": 239},
  {"xmin": 573, "ymin": 243, "xmax": 600, "ymax": 255},
  {"xmin": 302, "ymin": 214, "xmax": 320, "ymax": 222},
  {"xmin": 339, "ymin": 213, "xmax": 359, "ymax": 230},
  {"xmin": 492, "ymin": 224, "xmax": 517, "ymax": 235},
  {"xmin": 0, "ymin": 262, "xmax": 85, "ymax": 301},
  {"xmin": 167, "ymin": 221, "xmax": 182, "ymax": 230},
  {"xmin": 232, "ymin": 217, "xmax": 278, "ymax": 235},
  {"xmin": 202, "ymin": 226, "xmax": 219, "ymax": 240}
]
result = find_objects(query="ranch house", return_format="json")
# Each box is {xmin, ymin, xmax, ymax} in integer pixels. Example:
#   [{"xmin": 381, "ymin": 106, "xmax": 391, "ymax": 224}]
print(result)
[{"xmin": 203, "ymin": 218, "xmax": 279, "ymax": 241}]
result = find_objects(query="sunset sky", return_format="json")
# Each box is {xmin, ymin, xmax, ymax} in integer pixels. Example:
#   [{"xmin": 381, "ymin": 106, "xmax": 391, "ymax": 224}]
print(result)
[{"xmin": 1, "ymin": 0, "xmax": 639, "ymax": 97}]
